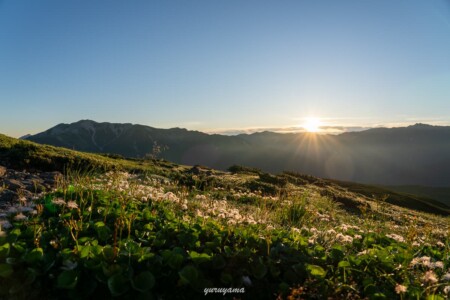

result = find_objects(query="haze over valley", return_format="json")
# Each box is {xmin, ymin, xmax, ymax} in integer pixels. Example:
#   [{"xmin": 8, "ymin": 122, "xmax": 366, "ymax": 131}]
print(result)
[{"xmin": 24, "ymin": 120, "xmax": 450, "ymax": 187}]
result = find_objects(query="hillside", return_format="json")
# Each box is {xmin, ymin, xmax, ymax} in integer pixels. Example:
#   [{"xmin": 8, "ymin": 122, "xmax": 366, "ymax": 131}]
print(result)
[
  {"xmin": 3, "ymin": 133, "xmax": 449, "ymax": 216},
  {"xmin": 25, "ymin": 120, "xmax": 450, "ymax": 187},
  {"xmin": 382, "ymin": 185, "xmax": 450, "ymax": 207},
  {"xmin": 1, "ymin": 133, "xmax": 450, "ymax": 298}
]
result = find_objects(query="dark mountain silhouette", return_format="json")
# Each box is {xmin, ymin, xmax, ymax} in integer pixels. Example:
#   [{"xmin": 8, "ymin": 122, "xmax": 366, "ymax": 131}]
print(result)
[{"xmin": 25, "ymin": 120, "xmax": 450, "ymax": 186}]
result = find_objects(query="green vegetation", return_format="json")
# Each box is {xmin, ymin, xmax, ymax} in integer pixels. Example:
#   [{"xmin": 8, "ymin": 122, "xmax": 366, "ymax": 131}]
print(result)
[
  {"xmin": 382, "ymin": 185, "xmax": 450, "ymax": 207},
  {"xmin": 1, "ymin": 133, "xmax": 450, "ymax": 299},
  {"xmin": 0, "ymin": 133, "xmax": 185, "ymax": 177},
  {"xmin": 329, "ymin": 179, "xmax": 450, "ymax": 216}
]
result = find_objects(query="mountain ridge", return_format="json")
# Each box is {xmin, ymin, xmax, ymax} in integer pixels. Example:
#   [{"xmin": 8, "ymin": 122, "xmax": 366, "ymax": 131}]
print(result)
[{"xmin": 24, "ymin": 120, "xmax": 450, "ymax": 187}]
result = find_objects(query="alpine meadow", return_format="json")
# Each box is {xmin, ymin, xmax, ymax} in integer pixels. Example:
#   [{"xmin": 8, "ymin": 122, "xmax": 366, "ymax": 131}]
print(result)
[{"xmin": 1, "ymin": 1, "xmax": 450, "ymax": 299}]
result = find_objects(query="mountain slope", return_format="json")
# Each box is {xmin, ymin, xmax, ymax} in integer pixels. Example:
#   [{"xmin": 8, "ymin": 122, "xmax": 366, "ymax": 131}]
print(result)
[
  {"xmin": 3, "ymin": 132, "xmax": 450, "ymax": 216},
  {"xmin": 25, "ymin": 120, "xmax": 450, "ymax": 186}
]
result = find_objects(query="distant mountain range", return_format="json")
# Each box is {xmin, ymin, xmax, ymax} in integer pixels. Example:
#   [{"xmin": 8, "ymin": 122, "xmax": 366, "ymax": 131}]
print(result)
[{"xmin": 24, "ymin": 120, "xmax": 450, "ymax": 187}]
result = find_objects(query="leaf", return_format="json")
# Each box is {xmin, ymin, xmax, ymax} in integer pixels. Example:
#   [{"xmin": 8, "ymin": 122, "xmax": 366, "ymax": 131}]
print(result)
[
  {"xmin": 306, "ymin": 264, "xmax": 326, "ymax": 278},
  {"xmin": 0, "ymin": 264, "xmax": 13, "ymax": 278},
  {"xmin": 220, "ymin": 272, "xmax": 233, "ymax": 285},
  {"xmin": 338, "ymin": 261, "xmax": 351, "ymax": 268},
  {"xmin": 24, "ymin": 248, "xmax": 44, "ymax": 263},
  {"xmin": 12, "ymin": 242, "xmax": 25, "ymax": 253},
  {"xmin": 178, "ymin": 265, "xmax": 198, "ymax": 285},
  {"xmin": 67, "ymin": 185, "xmax": 75, "ymax": 193},
  {"xmin": 189, "ymin": 251, "xmax": 211, "ymax": 264},
  {"xmin": 426, "ymin": 295, "xmax": 445, "ymax": 300},
  {"xmin": 132, "ymin": 271, "xmax": 155, "ymax": 292},
  {"xmin": 57, "ymin": 270, "xmax": 78, "ymax": 289},
  {"xmin": 251, "ymin": 261, "xmax": 268, "ymax": 279},
  {"xmin": 103, "ymin": 245, "xmax": 115, "ymax": 261},
  {"xmin": 0, "ymin": 243, "xmax": 10, "ymax": 258},
  {"xmin": 107, "ymin": 274, "xmax": 130, "ymax": 297},
  {"xmin": 330, "ymin": 246, "xmax": 344, "ymax": 262},
  {"xmin": 103, "ymin": 264, "xmax": 123, "ymax": 278},
  {"xmin": 79, "ymin": 245, "xmax": 91, "ymax": 259},
  {"xmin": 95, "ymin": 222, "xmax": 111, "ymax": 242},
  {"xmin": 162, "ymin": 250, "xmax": 184, "ymax": 269},
  {"xmin": 44, "ymin": 196, "xmax": 57, "ymax": 214},
  {"xmin": 8, "ymin": 229, "xmax": 21, "ymax": 242},
  {"xmin": 212, "ymin": 254, "xmax": 226, "ymax": 269}
]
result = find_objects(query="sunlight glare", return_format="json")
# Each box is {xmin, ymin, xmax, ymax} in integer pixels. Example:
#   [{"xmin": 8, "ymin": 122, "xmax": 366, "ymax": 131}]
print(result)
[{"xmin": 303, "ymin": 118, "xmax": 321, "ymax": 133}]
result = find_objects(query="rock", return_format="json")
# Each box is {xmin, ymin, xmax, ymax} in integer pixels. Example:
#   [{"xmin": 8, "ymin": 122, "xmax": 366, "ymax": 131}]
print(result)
[
  {"xmin": 0, "ymin": 168, "xmax": 62, "ymax": 213},
  {"xmin": 2, "ymin": 179, "xmax": 25, "ymax": 191},
  {"xmin": 0, "ymin": 190, "xmax": 17, "ymax": 203},
  {"xmin": 0, "ymin": 166, "xmax": 6, "ymax": 177},
  {"xmin": 22, "ymin": 179, "xmax": 46, "ymax": 193},
  {"xmin": 40, "ymin": 171, "xmax": 62, "ymax": 187}
]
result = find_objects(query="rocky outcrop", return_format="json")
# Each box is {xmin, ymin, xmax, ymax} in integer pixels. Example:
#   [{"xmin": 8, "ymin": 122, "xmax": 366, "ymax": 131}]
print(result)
[{"xmin": 0, "ymin": 165, "xmax": 61, "ymax": 207}]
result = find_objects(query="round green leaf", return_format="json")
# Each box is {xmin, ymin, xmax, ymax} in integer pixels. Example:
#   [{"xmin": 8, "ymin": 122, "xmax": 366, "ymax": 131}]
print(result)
[
  {"xmin": 0, "ymin": 264, "xmax": 13, "ymax": 278},
  {"xmin": 306, "ymin": 264, "xmax": 326, "ymax": 278},
  {"xmin": 251, "ymin": 261, "xmax": 268, "ymax": 279},
  {"xmin": 24, "ymin": 248, "xmax": 44, "ymax": 264},
  {"xmin": 108, "ymin": 273, "xmax": 129, "ymax": 297},
  {"xmin": 132, "ymin": 271, "xmax": 155, "ymax": 292},
  {"xmin": 338, "ymin": 261, "xmax": 351, "ymax": 268},
  {"xmin": 178, "ymin": 265, "xmax": 198, "ymax": 285},
  {"xmin": 212, "ymin": 254, "xmax": 226, "ymax": 269},
  {"xmin": 57, "ymin": 270, "xmax": 78, "ymax": 289}
]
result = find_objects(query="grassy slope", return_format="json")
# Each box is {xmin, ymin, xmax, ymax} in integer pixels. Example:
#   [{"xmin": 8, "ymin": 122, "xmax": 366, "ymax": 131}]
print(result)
[
  {"xmin": 382, "ymin": 185, "xmax": 450, "ymax": 207},
  {"xmin": 327, "ymin": 179, "xmax": 450, "ymax": 216},
  {"xmin": 0, "ymin": 133, "xmax": 186, "ymax": 176}
]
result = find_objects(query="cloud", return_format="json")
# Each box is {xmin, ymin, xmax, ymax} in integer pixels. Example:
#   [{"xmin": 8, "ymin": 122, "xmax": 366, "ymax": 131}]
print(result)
[{"xmin": 206, "ymin": 125, "xmax": 371, "ymax": 136}]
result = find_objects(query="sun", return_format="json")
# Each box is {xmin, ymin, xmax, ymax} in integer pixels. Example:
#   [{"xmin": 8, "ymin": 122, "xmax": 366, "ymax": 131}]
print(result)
[{"xmin": 303, "ymin": 117, "xmax": 321, "ymax": 133}]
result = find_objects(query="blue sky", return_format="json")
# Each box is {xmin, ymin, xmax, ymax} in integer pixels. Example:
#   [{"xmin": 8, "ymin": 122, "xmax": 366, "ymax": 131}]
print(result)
[{"xmin": 1, "ymin": 0, "xmax": 450, "ymax": 137}]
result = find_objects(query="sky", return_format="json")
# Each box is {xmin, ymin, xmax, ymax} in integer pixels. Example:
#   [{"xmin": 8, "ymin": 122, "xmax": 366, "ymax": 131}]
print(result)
[{"xmin": 1, "ymin": 0, "xmax": 450, "ymax": 137}]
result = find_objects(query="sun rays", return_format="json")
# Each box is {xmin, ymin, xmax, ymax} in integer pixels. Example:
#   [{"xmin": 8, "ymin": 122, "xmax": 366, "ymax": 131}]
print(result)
[{"xmin": 303, "ymin": 117, "xmax": 322, "ymax": 133}]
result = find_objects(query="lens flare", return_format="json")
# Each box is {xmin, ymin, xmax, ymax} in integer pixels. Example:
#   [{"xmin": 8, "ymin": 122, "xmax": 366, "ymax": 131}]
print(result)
[{"xmin": 303, "ymin": 118, "xmax": 321, "ymax": 133}]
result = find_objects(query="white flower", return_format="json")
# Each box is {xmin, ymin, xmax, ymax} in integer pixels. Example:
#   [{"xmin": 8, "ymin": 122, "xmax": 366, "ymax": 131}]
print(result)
[
  {"xmin": 432, "ymin": 261, "xmax": 444, "ymax": 269},
  {"xmin": 410, "ymin": 256, "xmax": 431, "ymax": 268},
  {"xmin": 442, "ymin": 273, "xmax": 450, "ymax": 281},
  {"xmin": 52, "ymin": 198, "xmax": 66, "ymax": 206},
  {"xmin": 422, "ymin": 270, "xmax": 438, "ymax": 284},
  {"xmin": 395, "ymin": 284, "xmax": 407, "ymax": 294},
  {"xmin": 336, "ymin": 233, "xmax": 353, "ymax": 244},
  {"xmin": 444, "ymin": 286, "xmax": 450, "ymax": 295},
  {"xmin": 310, "ymin": 227, "xmax": 318, "ymax": 234},
  {"xmin": 14, "ymin": 213, "xmax": 27, "ymax": 221},
  {"xmin": 357, "ymin": 250, "xmax": 368, "ymax": 256},
  {"xmin": 386, "ymin": 233, "xmax": 405, "ymax": 243},
  {"xmin": 67, "ymin": 201, "xmax": 78, "ymax": 209},
  {"xmin": 412, "ymin": 241, "xmax": 421, "ymax": 247}
]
